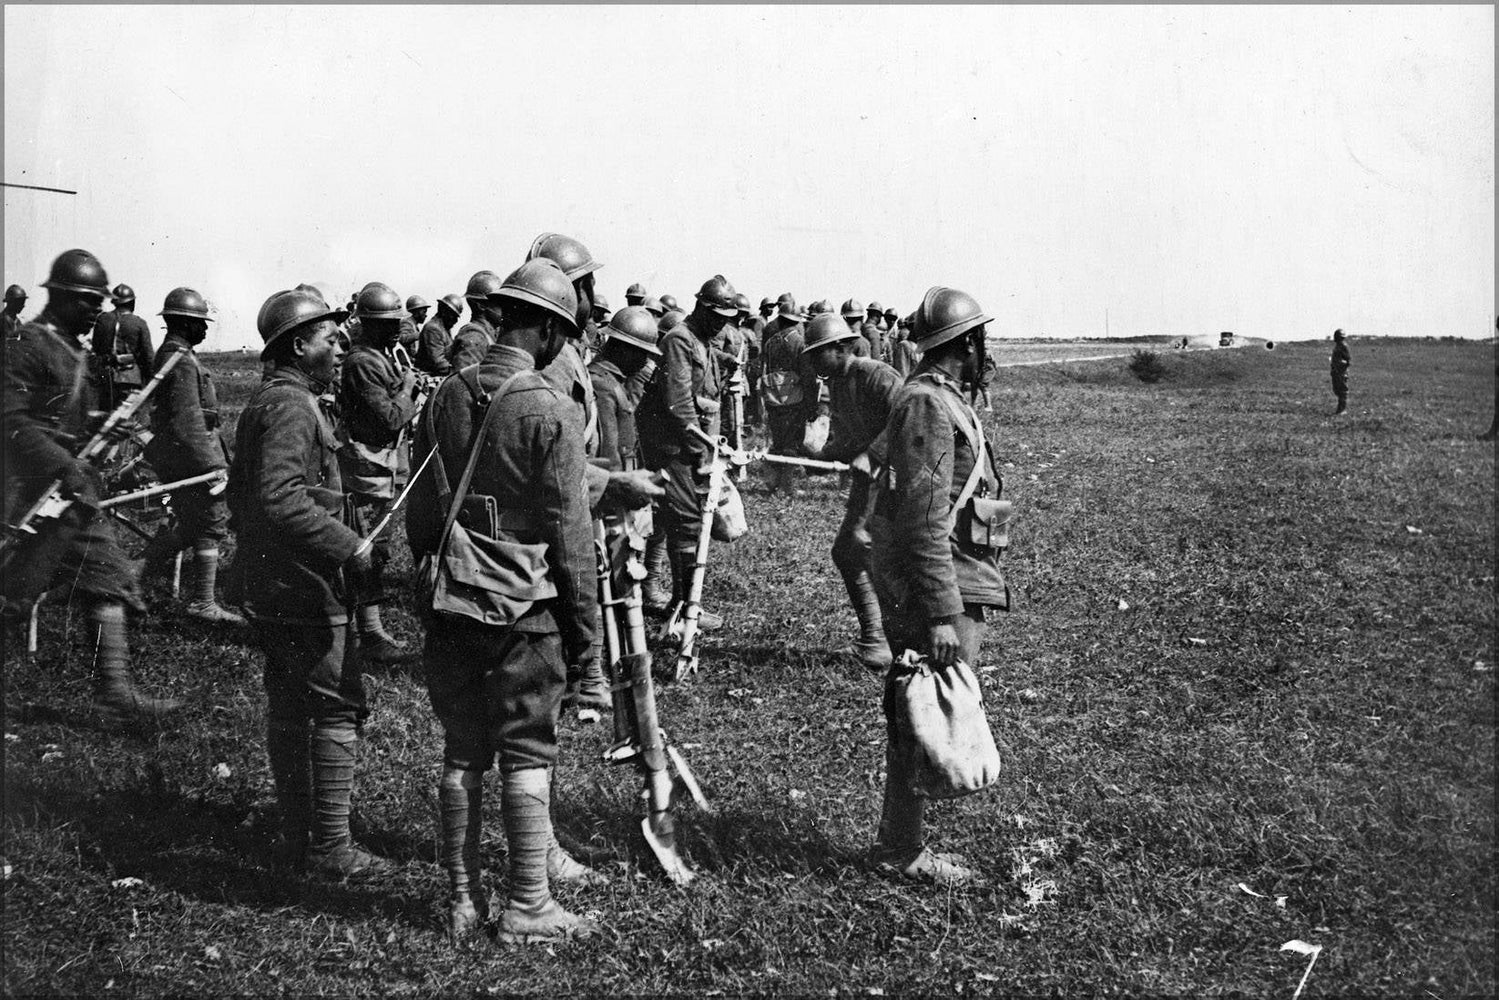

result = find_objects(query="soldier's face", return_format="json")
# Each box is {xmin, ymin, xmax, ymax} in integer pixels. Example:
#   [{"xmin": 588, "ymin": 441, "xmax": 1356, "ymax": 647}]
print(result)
[
  {"xmin": 176, "ymin": 318, "xmax": 210, "ymax": 346},
  {"xmin": 412, "ymin": 308, "xmax": 429, "ymax": 326},
  {"xmin": 295, "ymin": 320, "xmax": 344, "ymax": 383},
  {"xmin": 55, "ymin": 291, "xmax": 105, "ymax": 334},
  {"xmin": 810, "ymin": 343, "xmax": 849, "ymax": 378}
]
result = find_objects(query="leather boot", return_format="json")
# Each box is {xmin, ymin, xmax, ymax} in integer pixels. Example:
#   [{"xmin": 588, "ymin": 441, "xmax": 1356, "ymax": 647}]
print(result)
[
  {"xmin": 356, "ymin": 605, "xmax": 416, "ymax": 665},
  {"xmin": 841, "ymin": 569, "xmax": 892, "ymax": 672},
  {"xmin": 90, "ymin": 602, "xmax": 184, "ymax": 723},
  {"xmin": 496, "ymin": 767, "xmax": 600, "ymax": 944},
  {"xmin": 138, "ymin": 525, "xmax": 185, "ymax": 579},
  {"xmin": 186, "ymin": 547, "xmax": 246, "ymax": 624},
  {"xmin": 642, "ymin": 530, "xmax": 673, "ymax": 613},
  {"xmin": 305, "ymin": 719, "xmax": 388, "ymax": 878},
  {"xmin": 439, "ymin": 767, "xmax": 489, "ymax": 938}
]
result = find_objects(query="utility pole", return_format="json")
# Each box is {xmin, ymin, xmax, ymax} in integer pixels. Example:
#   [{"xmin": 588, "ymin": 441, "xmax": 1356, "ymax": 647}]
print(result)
[{"xmin": 1105, "ymin": 308, "xmax": 1110, "ymax": 338}]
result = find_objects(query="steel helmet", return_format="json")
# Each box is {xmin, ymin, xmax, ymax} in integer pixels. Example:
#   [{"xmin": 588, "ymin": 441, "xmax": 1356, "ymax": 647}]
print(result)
[
  {"xmin": 759, "ymin": 296, "xmax": 775, "ymax": 310},
  {"xmin": 659, "ymin": 294, "xmax": 679, "ymax": 311},
  {"xmin": 801, "ymin": 313, "xmax": 861, "ymax": 355},
  {"xmin": 593, "ymin": 291, "xmax": 611, "ymax": 313},
  {"xmin": 355, "ymin": 283, "xmax": 408, "ymax": 320},
  {"xmin": 525, "ymin": 232, "xmax": 602, "ymax": 280},
  {"xmin": 437, "ymin": 293, "xmax": 464, "ymax": 317},
  {"xmin": 776, "ymin": 293, "xmax": 803, "ymax": 320},
  {"xmin": 642, "ymin": 296, "xmax": 666, "ymax": 318},
  {"xmin": 464, "ymin": 270, "xmax": 503, "ymax": 301},
  {"xmin": 659, "ymin": 310, "xmax": 685, "ymax": 333},
  {"xmin": 913, "ymin": 286, "xmax": 991, "ymax": 350},
  {"xmin": 840, "ymin": 298, "xmax": 865, "ymax": 319},
  {"xmin": 257, "ymin": 288, "xmax": 348, "ymax": 356},
  {"xmin": 867, "ymin": 301, "xmax": 884, "ymax": 315},
  {"xmin": 405, "ymin": 294, "xmax": 431, "ymax": 313},
  {"xmin": 808, "ymin": 299, "xmax": 832, "ymax": 316},
  {"xmin": 111, "ymin": 283, "xmax": 136, "ymax": 305},
  {"xmin": 293, "ymin": 283, "xmax": 328, "ymax": 302},
  {"xmin": 496, "ymin": 258, "xmax": 580, "ymax": 332},
  {"xmin": 884, "ymin": 307, "xmax": 898, "ymax": 321},
  {"xmin": 606, "ymin": 305, "xmax": 662, "ymax": 357},
  {"xmin": 695, "ymin": 275, "xmax": 739, "ymax": 318},
  {"xmin": 41, "ymin": 249, "xmax": 110, "ymax": 297},
  {"xmin": 4, "ymin": 284, "xmax": 27, "ymax": 303},
  {"xmin": 732, "ymin": 292, "xmax": 752, "ymax": 315},
  {"xmin": 160, "ymin": 287, "xmax": 213, "ymax": 321},
  {"xmin": 625, "ymin": 282, "xmax": 648, "ymax": 302}
]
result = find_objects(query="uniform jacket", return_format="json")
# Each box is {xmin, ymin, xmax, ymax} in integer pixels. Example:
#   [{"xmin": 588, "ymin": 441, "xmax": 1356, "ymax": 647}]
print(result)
[
  {"xmin": 589, "ymin": 358, "xmax": 639, "ymax": 471},
  {"xmin": 890, "ymin": 337, "xmax": 921, "ymax": 379},
  {"xmin": 406, "ymin": 343, "xmax": 597, "ymax": 662},
  {"xmin": 823, "ymin": 356, "xmax": 901, "ymax": 464},
  {"xmin": 227, "ymin": 365, "xmax": 361, "ymax": 625},
  {"xmin": 637, "ymin": 314, "xmax": 722, "ymax": 467},
  {"xmin": 148, "ymin": 333, "xmax": 226, "ymax": 480},
  {"xmin": 447, "ymin": 316, "xmax": 496, "ymax": 371},
  {"xmin": 850, "ymin": 332, "xmax": 871, "ymax": 358},
  {"xmin": 415, "ymin": 315, "xmax": 455, "ymax": 376},
  {"xmin": 398, "ymin": 315, "xmax": 421, "ymax": 348},
  {"xmin": 860, "ymin": 321, "xmax": 885, "ymax": 360},
  {"xmin": 91, "ymin": 311, "xmax": 155, "ymax": 385},
  {"xmin": 2, "ymin": 312, "xmax": 23, "ymax": 340},
  {"xmin": 872, "ymin": 366, "xmax": 1007, "ymax": 618},
  {"xmin": 339, "ymin": 343, "xmax": 417, "ymax": 497},
  {"xmin": 759, "ymin": 317, "xmax": 819, "ymax": 413},
  {"xmin": 1, "ymin": 314, "xmax": 97, "ymax": 509},
  {"xmin": 1331, "ymin": 341, "xmax": 1351, "ymax": 373}
]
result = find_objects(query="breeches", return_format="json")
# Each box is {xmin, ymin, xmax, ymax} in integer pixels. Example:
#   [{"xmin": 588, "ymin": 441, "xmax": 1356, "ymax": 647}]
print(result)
[
  {"xmin": 258, "ymin": 621, "xmax": 368, "ymax": 728},
  {"xmin": 660, "ymin": 459, "xmax": 708, "ymax": 545},
  {"xmin": 878, "ymin": 604, "xmax": 988, "ymax": 729},
  {"xmin": 424, "ymin": 620, "xmax": 565, "ymax": 773},
  {"xmin": 168, "ymin": 483, "xmax": 230, "ymax": 546},
  {"xmin": 765, "ymin": 406, "xmax": 803, "ymax": 455},
  {"xmin": 831, "ymin": 474, "xmax": 877, "ymax": 577}
]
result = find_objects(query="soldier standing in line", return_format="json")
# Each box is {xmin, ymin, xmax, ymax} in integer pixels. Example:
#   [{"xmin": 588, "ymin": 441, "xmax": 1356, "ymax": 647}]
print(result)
[
  {"xmin": 1330, "ymin": 328, "xmax": 1351, "ymax": 416},
  {"xmin": 2, "ymin": 249, "xmax": 183, "ymax": 724},
  {"xmin": 758, "ymin": 293, "xmax": 819, "ymax": 494},
  {"xmin": 406, "ymin": 259, "xmax": 602, "ymax": 943},
  {"xmin": 890, "ymin": 314, "xmax": 921, "ymax": 379},
  {"xmin": 861, "ymin": 303, "xmax": 887, "ymax": 361},
  {"xmin": 447, "ymin": 271, "xmax": 505, "ymax": 370},
  {"xmin": 339, "ymin": 283, "xmax": 422, "ymax": 664},
  {"xmin": 3, "ymin": 285, "xmax": 27, "ymax": 339},
  {"xmin": 139, "ymin": 287, "xmax": 244, "ymax": 624},
  {"xmin": 800, "ymin": 314, "xmax": 901, "ymax": 671},
  {"xmin": 840, "ymin": 299, "xmax": 874, "ymax": 359},
  {"xmin": 659, "ymin": 294, "xmax": 679, "ymax": 314},
  {"xmin": 625, "ymin": 282, "xmax": 648, "ymax": 308},
  {"xmin": 636, "ymin": 276, "xmax": 740, "ymax": 628},
  {"xmin": 716, "ymin": 294, "xmax": 752, "ymax": 453},
  {"xmin": 415, "ymin": 293, "xmax": 463, "ymax": 378},
  {"xmin": 745, "ymin": 296, "xmax": 775, "ymax": 427},
  {"xmin": 867, "ymin": 286, "xmax": 1008, "ymax": 885},
  {"xmin": 229, "ymin": 287, "xmax": 389, "ymax": 878},
  {"xmin": 642, "ymin": 296, "xmax": 667, "ymax": 321},
  {"xmin": 400, "ymin": 295, "xmax": 430, "ymax": 353},
  {"xmin": 881, "ymin": 307, "xmax": 900, "ymax": 360},
  {"xmin": 590, "ymin": 307, "xmax": 661, "ymax": 475},
  {"xmin": 91, "ymin": 283, "xmax": 157, "ymax": 411}
]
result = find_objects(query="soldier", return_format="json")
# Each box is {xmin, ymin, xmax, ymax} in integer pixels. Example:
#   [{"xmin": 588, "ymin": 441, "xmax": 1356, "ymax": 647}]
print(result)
[
  {"xmin": 1, "ymin": 249, "xmax": 183, "ymax": 724},
  {"xmin": 867, "ymin": 286, "xmax": 1008, "ymax": 885},
  {"xmin": 140, "ymin": 287, "xmax": 243, "ymax": 624},
  {"xmin": 636, "ymin": 275, "xmax": 739, "ymax": 628},
  {"xmin": 625, "ymin": 282, "xmax": 648, "ymax": 308},
  {"xmin": 757, "ymin": 296, "xmax": 776, "ymax": 327},
  {"xmin": 800, "ymin": 314, "xmax": 901, "ymax": 671},
  {"xmin": 91, "ymin": 282, "xmax": 157, "ymax": 411},
  {"xmin": 592, "ymin": 291, "xmax": 612, "ymax": 327},
  {"xmin": 400, "ymin": 295, "xmax": 430, "ymax": 351},
  {"xmin": 1330, "ymin": 328, "xmax": 1351, "ymax": 416},
  {"xmin": 840, "ymin": 299, "xmax": 874, "ymax": 359},
  {"xmin": 340, "ymin": 283, "xmax": 421, "ymax": 664},
  {"xmin": 659, "ymin": 309, "xmax": 685, "ymax": 334},
  {"xmin": 416, "ymin": 293, "xmax": 463, "ymax": 377},
  {"xmin": 659, "ymin": 293, "xmax": 679, "ymax": 314},
  {"xmin": 642, "ymin": 296, "xmax": 667, "ymax": 320},
  {"xmin": 447, "ymin": 271, "xmax": 505, "ymax": 370},
  {"xmin": 406, "ymin": 259, "xmax": 601, "ymax": 943},
  {"xmin": 736, "ymin": 294, "xmax": 765, "ymax": 428},
  {"xmin": 717, "ymin": 294, "xmax": 752, "ymax": 454},
  {"xmin": 3, "ymin": 285, "xmax": 27, "ymax": 339},
  {"xmin": 590, "ymin": 307, "xmax": 661, "ymax": 474},
  {"xmin": 758, "ymin": 293, "xmax": 818, "ymax": 493},
  {"xmin": 866, "ymin": 301, "xmax": 888, "ymax": 336},
  {"xmin": 890, "ymin": 314, "xmax": 921, "ymax": 379},
  {"xmin": 228, "ymin": 287, "xmax": 390, "ymax": 878}
]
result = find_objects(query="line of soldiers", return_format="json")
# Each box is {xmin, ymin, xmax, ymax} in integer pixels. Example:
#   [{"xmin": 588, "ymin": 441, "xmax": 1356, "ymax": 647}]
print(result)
[{"xmin": 3, "ymin": 241, "xmax": 1010, "ymax": 945}]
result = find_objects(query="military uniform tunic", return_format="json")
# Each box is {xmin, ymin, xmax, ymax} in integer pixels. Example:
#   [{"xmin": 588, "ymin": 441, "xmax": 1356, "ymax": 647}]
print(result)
[
  {"xmin": 91, "ymin": 310, "xmax": 156, "ymax": 408},
  {"xmin": 415, "ymin": 315, "xmax": 455, "ymax": 376},
  {"xmin": 447, "ymin": 316, "xmax": 496, "ymax": 371},
  {"xmin": 759, "ymin": 316, "xmax": 819, "ymax": 456},
  {"xmin": 147, "ymin": 332, "xmax": 230, "ymax": 544}
]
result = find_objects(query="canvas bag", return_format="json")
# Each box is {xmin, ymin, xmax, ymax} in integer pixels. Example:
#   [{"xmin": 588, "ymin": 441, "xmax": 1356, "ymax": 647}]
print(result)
[
  {"xmin": 892, "ymin": 650, "xmax": 1002, "ymax": 799},
  {"xmin": 418, "ymin": 371, "xmax": 558, "ymax": 626},
  {"xmin": 711, "ymin": 474, "xmax": 747, "ymax": 542}
]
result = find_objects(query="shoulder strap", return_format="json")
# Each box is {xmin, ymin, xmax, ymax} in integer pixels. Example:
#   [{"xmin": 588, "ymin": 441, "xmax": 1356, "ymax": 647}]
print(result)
[
  {"xmin": 926, "ymin": 384, "xmax": 992, "ymax": 511},
  {"xmin": 433, "ymin": 369, "xmax": 529, "ymax": 561}
]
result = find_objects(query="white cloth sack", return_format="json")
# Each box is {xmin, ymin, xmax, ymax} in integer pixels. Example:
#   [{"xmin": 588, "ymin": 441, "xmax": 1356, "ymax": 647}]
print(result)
[
  {"xmin": 711, "ymin": 476, "xmax": 748, "ymax": 543},
  {"xmin": 893, "ymin": 651, "xmax": 1002, "ymax": 799}
]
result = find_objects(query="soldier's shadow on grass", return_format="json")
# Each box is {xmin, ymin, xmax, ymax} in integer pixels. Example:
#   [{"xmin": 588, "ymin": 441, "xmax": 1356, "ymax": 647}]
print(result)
[{"xmin": 4, "ymin": 771, "xmax": 440, "ymax": 931}]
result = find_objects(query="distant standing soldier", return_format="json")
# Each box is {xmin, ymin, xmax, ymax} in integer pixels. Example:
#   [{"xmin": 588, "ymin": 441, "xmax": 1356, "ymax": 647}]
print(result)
[
  {"xmin": 140, "ymin": 287, "xmax": 243, "ymax": 624},
  {"xmin": 399, "ymin": 295, "xmax": 430, "ymax": 352},
  {"xmin": 717, "ymin": 293, "xmax": 753, "ymax": 452},
  {"xmin": 867, "ymin": 286, "xmax": 1008, "ymax": 885},
  {"xmin": 2, "ymin": 249, "xmax": 184, "ymax": 723},
  {"xmin": 890, "ymin": 315, "xmax": 921, "ymax": 379},
  {"xmin": 3, "ymin": 285, "xmax": 27, "ymax": 339},
  {"xmin": 840, "ymin": 299, "xmax": 874, "ymax": 359},
  {"xmin": 416, "ymin": 293, "xmax": 463, "ymax": 377},
  {"xmin": 758, "ymin": 293, "xmax": 818, "ymax": 493},
  {"xmin": 228, "ymin": 287, "xmax": 388, "ymax": 877},
  {"xmin": 801, "ymin": 314, "xmax": 901, "ymax": 670},
  {"xmin": 591, "ymin": 306, "xmax": 661, "ymax": 474},
  {"xmin": 625, "ymin": 282, "xmax": 648, "ymax": 308},
  {"xmin": 881, "ymin": 307, "xmax": 899, "ymax": 359},
  {"xmin": 339, "ymin": 283, "xmax": 421, "ymax": 664},
  {"xmin": 447, "ymin": 271, "xmax": 505, "ymax": 370},
  {"xmin": 406, "ymin": 259, "xmax": 602, "ymax": 943},
  {"xmin": 91, "ymin": 283, "xmax": 156, "ymax": 410},
  {"xmin": 1330, "ymin": 328, "xmax": 1351, "ymax": 416}
]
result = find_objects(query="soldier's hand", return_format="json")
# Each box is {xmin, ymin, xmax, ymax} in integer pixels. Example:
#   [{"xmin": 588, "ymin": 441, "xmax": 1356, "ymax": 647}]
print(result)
[
  {"xmin": 603, "ymin": 469, "xmax": 665, "ymax": 510},
  {"xmin": 59, "ymin": 462, "xmax": 104, "ymax": 507},
  {"xmin": 344, "ymin": 544, "xmax": 375, "ymax": 579},
  {"xmin": 115, "ymin": 354, "xmax": 136, "ymax": 369},
  {"xmin": 927, "ymin": 621, "xmax": 961, "ymax": 667},
  {"xmin": 850, "ymin": 451, "xmax": 874, "ymax": 477}
]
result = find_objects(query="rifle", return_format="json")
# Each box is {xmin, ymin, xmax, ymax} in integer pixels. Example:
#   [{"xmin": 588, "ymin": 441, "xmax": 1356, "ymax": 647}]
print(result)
[
  {"xmin": 1, "ymin": 349, "xmax": 185, "ymax": 554},
  {"xmin": 596, "ymin": 516, "xmax": 709, "ymax": 885}
]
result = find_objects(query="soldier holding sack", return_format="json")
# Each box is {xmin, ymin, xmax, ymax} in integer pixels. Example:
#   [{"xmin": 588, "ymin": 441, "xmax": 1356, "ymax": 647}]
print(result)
[
  {"xmin": 867, "ymin": 286, "xmax": 1010, "ymax": 885},
  {"xmin": 407, "ymin": 259, "xmax": 604, "ymax": 944}
]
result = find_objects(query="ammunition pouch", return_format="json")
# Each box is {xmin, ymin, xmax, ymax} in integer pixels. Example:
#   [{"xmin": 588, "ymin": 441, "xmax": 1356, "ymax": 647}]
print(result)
[
  {"xmin": 959, "ymin": 496, "xmax": 1013, "ymax": 553},
  {"xmin": 419, "ymin": 522, "xmax": 556, "ymax": 627}
]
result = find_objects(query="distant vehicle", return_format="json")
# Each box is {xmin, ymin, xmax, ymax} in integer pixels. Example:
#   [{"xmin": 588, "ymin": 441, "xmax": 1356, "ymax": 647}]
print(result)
[{"xmin": 1218, "ymin": 331, "xmax": 1235, "ymax": 347}]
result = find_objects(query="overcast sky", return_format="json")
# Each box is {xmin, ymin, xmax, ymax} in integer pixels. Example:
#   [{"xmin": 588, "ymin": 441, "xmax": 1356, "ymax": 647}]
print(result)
[{"xmin": 4, "ymin": 4, "xmax": 1493, "ymax": 351}]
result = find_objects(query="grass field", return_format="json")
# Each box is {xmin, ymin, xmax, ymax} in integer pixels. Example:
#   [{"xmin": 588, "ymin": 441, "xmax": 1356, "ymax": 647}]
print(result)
[{"xmin": 4, "ymin": 339, "xmax": 1494, "ymax": 996}]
